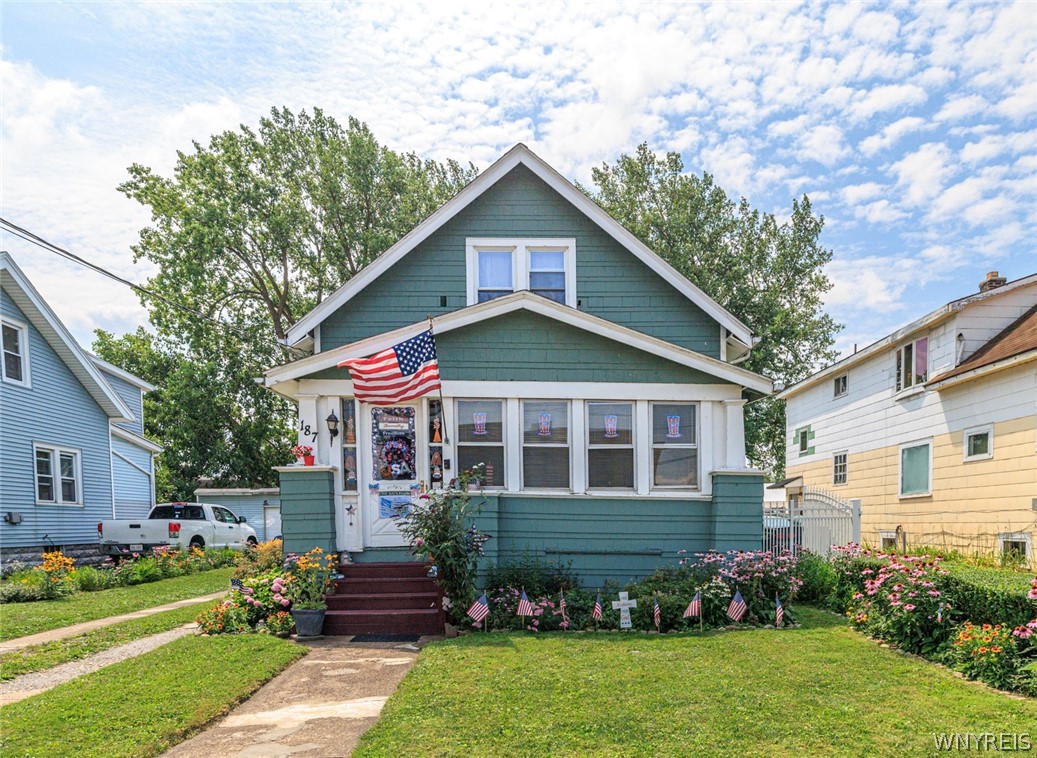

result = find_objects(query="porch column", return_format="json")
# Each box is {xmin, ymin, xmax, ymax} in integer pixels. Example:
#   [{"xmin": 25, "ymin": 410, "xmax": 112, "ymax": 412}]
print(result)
[{"xmin": 722, "ymin": 398, "xmax": 748, "ymax": 470}]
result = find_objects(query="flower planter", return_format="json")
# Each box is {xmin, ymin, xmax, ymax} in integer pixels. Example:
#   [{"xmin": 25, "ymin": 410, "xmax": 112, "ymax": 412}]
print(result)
[
  {"xmin": 291, "ymin": 608, "xmax": 326, "ymax": 637},
  {"xmin": 302, "ymin": 455, "xmax": 315, "ymax": 466}
]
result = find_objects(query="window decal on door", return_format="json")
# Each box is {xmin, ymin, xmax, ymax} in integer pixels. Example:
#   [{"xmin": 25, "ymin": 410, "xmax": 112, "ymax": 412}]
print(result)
[
  {"xmin": 378, "ymin": 493, "xmax": 412, "ymax": 519},
  {"xmin": 372, "ymin": 407, "xmax": 416, "ymax": 481}
]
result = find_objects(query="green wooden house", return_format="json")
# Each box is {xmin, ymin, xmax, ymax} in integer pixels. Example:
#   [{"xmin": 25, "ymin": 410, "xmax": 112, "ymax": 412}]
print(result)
[{"xmin": 261, "ymin": 144, "xmax": 772, "ymax": 590}]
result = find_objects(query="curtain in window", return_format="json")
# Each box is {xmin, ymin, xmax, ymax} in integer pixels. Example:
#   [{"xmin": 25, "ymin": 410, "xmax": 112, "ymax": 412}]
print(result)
[{"xmin": 478, "ymin": 251, "xmax": 513, "ymax": 302}]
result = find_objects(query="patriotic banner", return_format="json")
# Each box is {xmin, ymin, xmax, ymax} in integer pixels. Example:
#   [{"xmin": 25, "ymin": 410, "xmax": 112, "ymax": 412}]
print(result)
[
  {"xmin": 517, "ymin": 590, "xmax": 535, "ymax": 617},
  {"xmin": 653, "ymin": 596, "xmax": 661, "ymax": 629},
  {"xmin": 338, "ymin": 330, "xmax": 441, "ymax": 406},
  {"xmin": 775, "ymin": 594, "xmax": 784, "ymax": 627},
  {"xmin": 467, "ymin": 593, "xmax": 490, "ymax": 625},
  {"xmin": 592, "ymin": 593, "xmax": 603, "ymax": 621},
  {"xmin": 727, "ymin": 590, "xmax": 747, "ymax": 622},
  {"xmin": 683, "ymin": 592, "xmax": 701, "ymax": 619}
]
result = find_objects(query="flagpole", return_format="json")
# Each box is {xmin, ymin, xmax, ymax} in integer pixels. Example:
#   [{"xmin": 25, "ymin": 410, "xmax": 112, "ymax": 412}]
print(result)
[{"xmin": 427, "ymin": 315, "xmax": 450, "ymax": 445}]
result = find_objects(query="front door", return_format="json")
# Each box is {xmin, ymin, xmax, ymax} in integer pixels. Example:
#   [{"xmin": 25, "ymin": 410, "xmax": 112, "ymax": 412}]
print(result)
[{"xmin": 365, "ymin": 404, "xmax": 420, "ymax": 548}]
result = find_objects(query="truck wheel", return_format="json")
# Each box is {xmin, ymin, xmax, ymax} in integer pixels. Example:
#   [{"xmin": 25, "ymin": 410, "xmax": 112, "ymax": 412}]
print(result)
[
  {"xmin": 189, "ymin": 538, "xmax": 205, "ymax": 550},
  {"xmin": 246, "ymin": 537, "xmax": 258, "ymax": 548}
]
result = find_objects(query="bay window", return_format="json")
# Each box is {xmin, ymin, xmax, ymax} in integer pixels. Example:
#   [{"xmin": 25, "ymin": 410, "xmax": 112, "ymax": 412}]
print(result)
[
  {"xmin": 651, "ymin": 403, "xmax": 698, "ymax": 489},
  {"xmin": 522, "ymin": 400, "xmax": 570, "ymax": 489},
  {"xmin": 586, "ymin": 402, "xmax": 634, "ymax": 489}
]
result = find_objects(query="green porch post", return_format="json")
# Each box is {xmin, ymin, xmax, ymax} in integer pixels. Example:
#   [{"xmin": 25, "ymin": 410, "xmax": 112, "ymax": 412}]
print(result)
[
  {"xmin": 711, "ymin": 471, "xmax": 765, "ymax": 552},
  {"xmin": 274, "ymin": 466, "xmax": 337, "ymax": 556}
]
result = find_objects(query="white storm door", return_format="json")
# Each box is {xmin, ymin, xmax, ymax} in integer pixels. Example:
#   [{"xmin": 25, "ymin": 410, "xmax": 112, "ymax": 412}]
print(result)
[{"xmin": 364, "ymin": 404, "xmax": 421, "ymax": 548}]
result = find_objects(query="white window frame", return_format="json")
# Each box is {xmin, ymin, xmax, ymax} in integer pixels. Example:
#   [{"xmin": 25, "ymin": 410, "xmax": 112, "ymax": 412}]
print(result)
[
  {"xmin": 997, "ymin": 532, "xmax": 1032, "ymax": 561},
  {"xmin": 963, "ymin": 424, "xmax": 994, "ymax": 462},
  {"xmin": 898, "ymin": 439, "xmax": 933, "ymax": 498},
  {"xmin": 520, "ymin": 399, "xmax": 572, "ymax": 492},
  {"xmin": 466, "ymin": 238, "xmax": 577, "ymax": 307},
  {"xmin": 833, "ymin": 373, "xmax": 848, "ymax": 398},
  {"xmin": 585, "ymin": 401, "xmax": 636, "ymax": 492},
  {"xmin": 455, "ymin": 398, "xmax": 506, "ymax": 490},
  {"xmin": 833, "ymin": 450, "xmax": 848, "ymax": 486},
  {"xmin": 1, "ymin": 317, "xmax": 30, "ymax": 387},
  {"xmin": 33, "ymin": 443, "xmax": 83, "ymax": 506},
  {"xmin": 649, "ymin": 401, "xmax": 700, "ymax": 491},
  {"xmin": 895, "ymin": 335, "xmax": 929, "ymax": 394},
  {"xmin": 878, "ymin": 530, "xmax": 898, "ymax": 551}
]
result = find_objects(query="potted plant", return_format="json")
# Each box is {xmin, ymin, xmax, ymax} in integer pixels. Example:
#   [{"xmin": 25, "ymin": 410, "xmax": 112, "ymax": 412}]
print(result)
[
  {"xmin": 274, "ymin": 548, "xmax": 337, "ymax": 637},
  {"xmin": 292, "ymin": 444, "xmax": 315, "ymax": 466}
]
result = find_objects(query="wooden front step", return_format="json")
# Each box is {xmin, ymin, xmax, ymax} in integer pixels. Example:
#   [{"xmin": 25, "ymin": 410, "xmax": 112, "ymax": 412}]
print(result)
[
  {"xmin": 341, "ymin": 561, "xmax": 432, "ymax": 578},
  {"xmin": 334, "ymin": 576, "xmax": 438, "ymax": 594},
  {"xmin": 324, "ymin": 608, "xmax": 444, "ymax": 636},
  {"xmin": 324, "ymin": 559, "xmax": 444, "ymax": 636},
  {"xmin": 326, "ymin": 591, "xmax": 440, "ymax": 611}
]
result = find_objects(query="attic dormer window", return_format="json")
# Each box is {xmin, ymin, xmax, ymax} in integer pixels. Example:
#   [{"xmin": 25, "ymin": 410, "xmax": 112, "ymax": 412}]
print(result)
[{"xmin": 467, "ymin": 238, "xmax": 576, "ymax": 307}]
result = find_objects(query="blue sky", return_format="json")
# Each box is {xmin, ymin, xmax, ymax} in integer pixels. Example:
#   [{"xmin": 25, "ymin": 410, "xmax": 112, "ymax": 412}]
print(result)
[{"xmin": 2, "ymin": 1, "xmax": 1034, "ymax": 356}]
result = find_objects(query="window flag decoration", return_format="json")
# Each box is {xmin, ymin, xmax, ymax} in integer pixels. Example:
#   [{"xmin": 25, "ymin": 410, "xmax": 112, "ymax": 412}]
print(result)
[
  {"xmin": 473, "ymin": 411, "xmax": 487, "ymax": 435},
  {"xmin": 603, "ymin": 414, "xmax": 618, "ymax": 439},
  {"xmin": 537, "ymin": 412, "xmax": 552, "ymax": 436},
  {"xmin": 666, "ymin": 414, "xmax": 681, "ymax": 438},
  {"xmin": 338, "ymin": 330, "xmax": 441, "ymax": 405}
]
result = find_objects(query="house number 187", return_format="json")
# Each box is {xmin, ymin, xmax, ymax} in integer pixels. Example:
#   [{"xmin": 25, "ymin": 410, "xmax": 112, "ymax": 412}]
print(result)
[{"xmin": 299, "ymin": 420, "xmax": 319, "ymax": 444}]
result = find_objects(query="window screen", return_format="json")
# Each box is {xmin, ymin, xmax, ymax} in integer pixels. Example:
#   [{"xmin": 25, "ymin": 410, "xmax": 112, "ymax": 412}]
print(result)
[
  {"xmin": 522, "ymin": 401, "xmax": 569, "ymax": 489},
  {"xmin": 457, "ymin": 400, "xmax": 505, "ymax": 487},
  {"xmin": 587, "ymin": 402, "xmax": 633, "ymax": 489},
  {"xmin": 651, "ymin": 403, "xmax": 697, "ymax": 488}
]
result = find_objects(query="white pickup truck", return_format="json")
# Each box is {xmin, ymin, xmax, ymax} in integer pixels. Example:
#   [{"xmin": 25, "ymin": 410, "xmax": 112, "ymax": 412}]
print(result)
[{"xmin": 98, "ymin": 502, "xmax": 259, "ymax": 556}]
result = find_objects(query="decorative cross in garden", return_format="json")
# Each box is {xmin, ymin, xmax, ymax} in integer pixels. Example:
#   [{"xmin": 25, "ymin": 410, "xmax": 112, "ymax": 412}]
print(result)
[{"xmin": 612, "ymin": 591, "xmax": 637, "ymax": 629}]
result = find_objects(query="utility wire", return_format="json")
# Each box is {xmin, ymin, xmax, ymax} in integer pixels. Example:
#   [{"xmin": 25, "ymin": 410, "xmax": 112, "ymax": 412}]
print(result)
[{"xmin": 0, "ymin": 217, "xmax": 309, "ymax": 359}]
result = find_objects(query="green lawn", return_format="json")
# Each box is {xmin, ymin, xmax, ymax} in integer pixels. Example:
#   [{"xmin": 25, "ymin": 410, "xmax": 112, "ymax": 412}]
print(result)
[
  {"xmin": 0, "ymin": 601, "xmax": 212, "ymax": 680},
  {"xmin": 0, "ymin": 568, "xmax": 233, "ymax": 641},
  {"xmin": 356, "ymin": 608, "xmax": 1037, "ymax": 757},
  {"xmin": 0, "ymin": 634, "xmax": 305, "ymax": 758}
]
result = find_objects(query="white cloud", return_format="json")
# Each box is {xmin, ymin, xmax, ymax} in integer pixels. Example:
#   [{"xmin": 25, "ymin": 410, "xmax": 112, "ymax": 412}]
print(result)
[
  {"xmin": 848, "ymin": 84, "xmax": 927, "ymax": 120},
  {"xmin": 859, "ymin": 116, "xmax": 928, "ymax": 156},
  {"xmin": 889, "ymin": 142, "xmax": 955, "ymax": 207}
]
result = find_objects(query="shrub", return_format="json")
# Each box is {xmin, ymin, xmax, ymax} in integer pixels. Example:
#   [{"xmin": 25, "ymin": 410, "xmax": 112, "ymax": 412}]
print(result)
[
  {"xmin": 484, "ymin": 555, "xmax": 579, "ymax": 598},
  {"xmin": 952, "ymin": 622, "xmax": 1025, "ymax": 691},
  {"xmin": 74, "ymin": 566, "xmax": 117, "ymax": 592},
  {"xmin": 0, "ymin": 572, "xmax": 47, "ymax": 603},
  {"xmin": 236, "ymin": 569, "xmax": 289, "ymax": 625},
  {"xmin": 234, "ymin": 539, "xmax": 283, "ymax": 579},
  {"xmin": 794, "ymin": 552, "xmax": 837, "ymax": 605},
  {"xmin": 262, "ymin": 611, "xmax": 294, "ymax": 637},
  {"xmin": 939, "ymin": 566, "xmax": 1037, "ymax": 629},
  {"xmin": 36, "ymin": 550, "xmax": 77, "ymax": 599},
  {"xmin": 196, "ymin": 599, "xmax": 251, "ymax": 634}
]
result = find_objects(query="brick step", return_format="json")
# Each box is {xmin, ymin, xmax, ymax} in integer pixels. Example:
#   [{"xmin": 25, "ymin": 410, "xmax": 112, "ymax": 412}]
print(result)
[
  {"xmin": 323, "ymin": 608, "xmax": 444, "ymax": 636},
  {"xmin": 333, "ymin": 576, "xmax": 438, "ymax": 594},
  {"xmin": 326, "ymin": 592, "xmax": 440, "ymax": 611},
  {"xmin": 340, "ymin": 561, "xmax": 431, "ymax": 579}
]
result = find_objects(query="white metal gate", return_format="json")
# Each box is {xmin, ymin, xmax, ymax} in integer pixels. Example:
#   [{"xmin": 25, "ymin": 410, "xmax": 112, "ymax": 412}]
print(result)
[{"xmin": 763, "ymin": 486, "xmax": 861, "ymax": 556}]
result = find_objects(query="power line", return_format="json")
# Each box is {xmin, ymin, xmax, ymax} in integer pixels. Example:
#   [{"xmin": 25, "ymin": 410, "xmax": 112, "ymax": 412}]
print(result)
[{"xmin": 0, "ymin": 217, "xmax": 309, "ymax": 359}]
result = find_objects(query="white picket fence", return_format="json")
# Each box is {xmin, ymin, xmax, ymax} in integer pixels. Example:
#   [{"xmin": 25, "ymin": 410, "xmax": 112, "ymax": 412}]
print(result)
[{"xmin": 763, "ymin": 486, "xmax": 861, "ymax": 557}]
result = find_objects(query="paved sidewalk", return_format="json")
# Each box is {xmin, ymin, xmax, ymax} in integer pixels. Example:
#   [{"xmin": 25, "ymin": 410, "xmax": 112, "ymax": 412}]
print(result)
[
  {"xmin": 163, "ymin": 637, "xmax": 428, "ymax": 758},
  {"xmin": 0, "ymin": 591, "xmax": 225, "ymax": 653}
]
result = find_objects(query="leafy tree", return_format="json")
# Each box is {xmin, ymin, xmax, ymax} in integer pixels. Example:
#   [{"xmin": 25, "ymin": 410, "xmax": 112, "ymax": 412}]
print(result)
[
  {"xmin": 102, "ymin": 109, "xmax": 476, "ymax": 497},
  {"xmin": 590, "ymin": 145, "xmax": 840, "ymax": 476}
]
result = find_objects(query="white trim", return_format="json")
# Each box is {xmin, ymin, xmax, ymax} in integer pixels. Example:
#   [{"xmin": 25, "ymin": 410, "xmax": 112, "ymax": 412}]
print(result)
[
  {"xmin": 465, "ymin": 237, "xmax": 577, "ymax": 308},
  {"xmin": 832, "ymin": 373, "xmax": 848, "ymax": 399},
  {"xmin": 649, "ymin": 401, "xmax": 700, "ymax": 491},
  {"xmin": 585, "ymin": 400, "xmax": 636, "ymax": 493},
  {"xmin": 113, "ymin": 448, "xmax": 154, "ymax": 478},
  {"xmin": 111, "ymin": 425, "xmax": 163, "ymax": 454},
  {"xmin": 520, "ymin": 399, "xmax": 572, "ymax": 492},
  {"xmin": 894, "ymin": 334, "xmax": 930, "ymax": 394},
  {"xmin": 963, "ymin": 424, "xmax": 994, "ymax": 462},
  {"xmin": 997, "ymin": 531, "xmax": 1032, "ymax": 560},
  {"xmin": 108, "ymin": 426, "xmax": 117, "ymax": 518},
  {"xmin": 0, "ymin": 253, "xmax": 135, "ymax": 420},
  {"xmin": 832, "ymin": 450, "xmax": 848, "ymax": 486},
  {"xmin": 898, "ymin": 438, "xmax": 933, "ymax": 498},
  {"xmin": 285, "ymin": 144, "xmax": 753, "ymax": 346},
  {"xmin": 33, "ymin": 442, "xmax": 84, "ymax": 507},
  {"xmin": 1, "ymin": 315, "xmax": 31, "ymax": 388},
  {"xmin": 454, "ymin": 398, "xmax": 507, "ymax": 490},
  {"xmin": 878, "ymin": 530, "xmax": 898, "ymax": 550},
  {"xmin": 267, "ymin": 292, "xmax": 773, "ymax": 394},
  {"xmin": 88, "ymin": 354, "xmax": 156, "ymax": 392}
]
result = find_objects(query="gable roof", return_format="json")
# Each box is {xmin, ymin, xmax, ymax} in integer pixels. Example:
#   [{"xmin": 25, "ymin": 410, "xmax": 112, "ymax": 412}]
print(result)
[
  {"xmin": 90, "ymin": 354, "xmax": 156, "ymax": 392},
  {"xmin": 0, "ymin": 252, "xmax": 136, "ymax": 421},
  {"xmin": 778, "ymin": 271, "xmax": 1037, "ymax": 400},
  {"xmin": 264, "ymin": 291, "xmax": 773, "ymax": 395},
  {"xmin": 927, "ymin": 303, "xmax": 1037, "ymax": 388},
  {"xmin": 285, "ymin": 143, "xmax": 754, "ymax": 349}
]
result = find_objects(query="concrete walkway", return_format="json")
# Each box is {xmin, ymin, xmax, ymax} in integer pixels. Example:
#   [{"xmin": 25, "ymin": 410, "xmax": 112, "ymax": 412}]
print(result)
[
  {"xmin": 163, "ymin": 637, "xmax": 429, "ymax": 758},
  {"xmin": 0, "ymin": 591, "xmax": 225, "ymax": 653}
]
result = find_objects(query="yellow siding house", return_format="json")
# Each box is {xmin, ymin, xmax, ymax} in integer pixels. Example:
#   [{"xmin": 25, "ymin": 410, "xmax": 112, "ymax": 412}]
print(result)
[{"xmin": 780, "ymin": 272, "xmax": 1037, "ymax": 560}]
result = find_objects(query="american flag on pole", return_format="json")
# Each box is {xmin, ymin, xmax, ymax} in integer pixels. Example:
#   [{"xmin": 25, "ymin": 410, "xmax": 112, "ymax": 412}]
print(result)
[
  {"xmin": 775, "ymin": 594, "xmax": 784, "ymax": 627},
  {"xmin": 467, "ymin": 593, "xmax": 490, "ymax": 626},
  {"xmin": 517, "ymin": 590, "xmax": 535, "ymax": 617},
  {"xmin": 683, "ymin": 591, "xmax": 701, "ymax": 619},
  {"xmin": 230, "ymin": 578, "xmax": 253, "ymax": 596},
  {"xmin": 653, "ymin": 596, "xmax": 661, "ymax": 629},
  {"xmin": 727, "ymin": 590, "xmax": 747, "ymax": 622},
  {"xmin": 592, "ymin": 593, "xmax": 603, "ymax": 621},
  {"xmin": 337, "ymin": 330, "xmax": 441, "ymax": 406}
]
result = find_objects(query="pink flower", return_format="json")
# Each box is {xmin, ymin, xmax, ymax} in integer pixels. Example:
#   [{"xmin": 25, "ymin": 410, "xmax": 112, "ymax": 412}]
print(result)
[
  {"xmin": 903, "ymin": 604, "xmax": 916, "ymax": 611},
  {"xmin": 280, "ymin": 599, "xmax": 290, "ymax": 607}
]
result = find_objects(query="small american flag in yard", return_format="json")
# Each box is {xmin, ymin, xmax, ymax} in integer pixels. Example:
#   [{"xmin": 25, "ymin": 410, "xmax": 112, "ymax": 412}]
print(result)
[
  {"xmin": 684, "ymin": 592, "xmax": 701, "ymax": 619},
  {"xmin": 467, "ymin": 593, "xmax": 490, "ymax": 625},
  {"xmin": 337, "ymin": 330, "xmax": 441, "ymax": 405},
  {"xmin": 775, "ymin": 595, "xmax": 784, "ymax": 627},
  {"xmin": 653, "ymin": 596, "xmax": 661, "ymax": 629},
  {"xmin": 592, "ymin": 593, "xmax": 603, "ymax": 621},
  {"xmin": 517, "ymin": 591, "xmax": 535, "ymax": 617},
  {"xmin": 230, "ymin": 578, "xmax": 253, "ymax": 596},
  {"xmin": 727, "ymin": 590, "xmax": 747, "ymax": 622}
]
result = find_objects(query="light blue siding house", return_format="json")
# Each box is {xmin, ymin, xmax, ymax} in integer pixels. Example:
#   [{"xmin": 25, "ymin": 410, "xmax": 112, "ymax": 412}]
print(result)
[
  {"xmin": 259, "ymin": 145, "xmax": 774, "ymax": 587},
  {"xmin": 0, "ymin": 252, "xmax": 160, "ymax": 567}
]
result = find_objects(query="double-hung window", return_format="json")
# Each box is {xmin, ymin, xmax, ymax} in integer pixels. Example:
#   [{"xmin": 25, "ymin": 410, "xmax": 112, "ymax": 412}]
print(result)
[
  {"xmin": 467, "ymin": 239, "xmax": 575, "ymax": 307},
  {"xmin": 833, "ymin": 451, "xmax": 848, "ymax": 486},
  {"xmin": 1, "ymin": 318, "xmax": 29, "ymax": 386},
  {"xmin": 899, "ymin": 440, "xmax": 932, "ymax": 497},
  {"xmin": 586, "ymin": 402, "xmax": 634, "ymax": 489},
  {"xmin": 34, "ymin": 444, "xmax": 81, "ymax": 505},
  {"xmin": 521, "ymin": 400, "xmax": 570, "ymax": 489},
  {"xmin": 833, "ymin": 374, "xmax": 848, "ymax": 398},
  {"xmin": 457, "ymin": 400, "xmax": 505, "ymax": 488},
  {"xmin": 895, "ymin": 336, "xmax": 928, "ymax": 392},
  {"xmin": 651, "ymin": 403, "xmax": 698, "ymax": 489}
]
